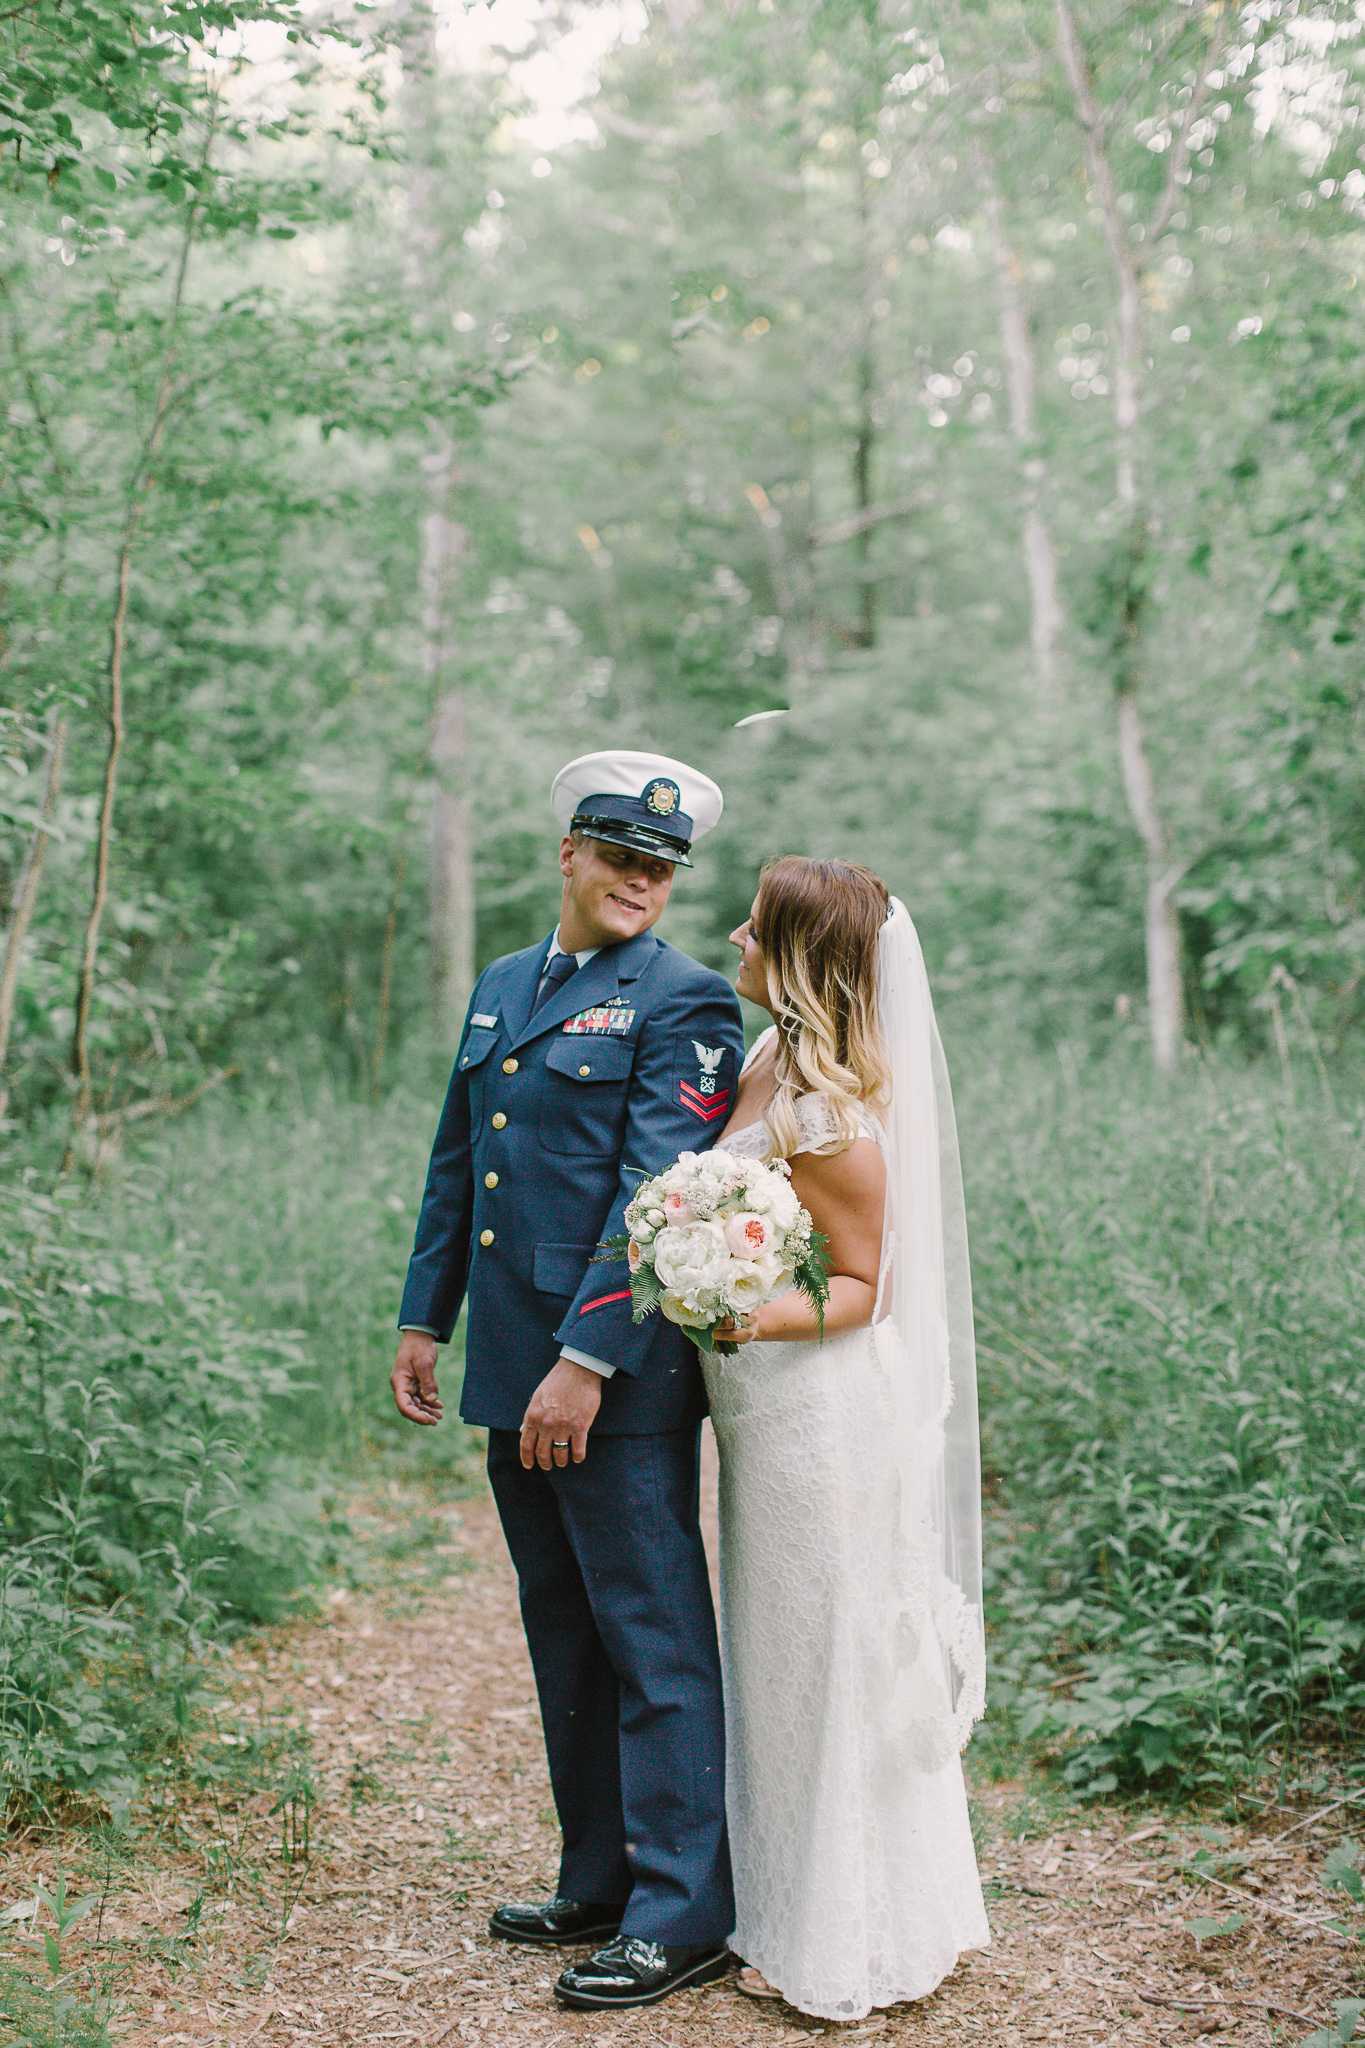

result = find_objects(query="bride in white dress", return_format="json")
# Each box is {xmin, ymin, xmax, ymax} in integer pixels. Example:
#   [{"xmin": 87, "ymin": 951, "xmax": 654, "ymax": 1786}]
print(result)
[{"xmin": 703, "ymin": 856, "xmax": 989, "ymax": 2021}]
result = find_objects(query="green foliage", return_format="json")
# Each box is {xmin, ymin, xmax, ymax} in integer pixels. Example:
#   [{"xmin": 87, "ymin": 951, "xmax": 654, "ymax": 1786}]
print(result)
[
  {"xmin": 0, "ymin": 1173, "xmax": 330, "ymax": 1810},
  {"xmin": 1321, "ymin": 1835, "xmax": 1365, "ymax": 1941},
  {"xmin": 1184, "ymin": 1912, "xmax": 1245, "ymax": 1944},
  {"xmin": 0, "ymin": 1950, "xmax": 110, "ymax": 2048},
  {"xmin": 3, "ymin": 0, "xmax": 1365, "ymax": 1853},
  {"xmin": 1301, "ymin": 1999, "xmax": 1365, "ymax": 2048},
  {"xmin": 967, "ymin": 1041, "xmax": 1365, "ymax": 1796},
  {"xmin": 1324, "ymin": 1837, "xmax": 1365, "ymax": 1905},
  {"xmin": 97, "ymin": 1067, "xmax": 485, "ymax": 1475}
]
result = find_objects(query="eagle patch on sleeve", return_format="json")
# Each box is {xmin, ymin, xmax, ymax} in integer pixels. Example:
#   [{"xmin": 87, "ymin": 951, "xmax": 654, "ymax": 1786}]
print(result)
[{"xmin": 676, "ymin": 1037, "xmax": 734, "ymax": 1124}]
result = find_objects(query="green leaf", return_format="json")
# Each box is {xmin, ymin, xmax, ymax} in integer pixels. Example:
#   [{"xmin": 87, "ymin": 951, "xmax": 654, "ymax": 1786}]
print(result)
[
  {"xmin": 1335, "ymin": 1998, "xmax": 1364, "ymax": 2042},
  {"xmin": 1184, "ymin": 1913, "xmax": 1244, "ymax": 1941},
  {"xmin": 1324, "ymin": 1841, "xmax": 1364, "ymax": 1904}
]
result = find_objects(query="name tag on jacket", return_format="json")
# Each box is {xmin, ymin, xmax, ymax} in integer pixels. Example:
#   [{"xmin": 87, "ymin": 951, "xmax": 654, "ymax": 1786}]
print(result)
[{"xmin": 562, "ymin": 1006, "xmax": 635, "ymax": 1036}]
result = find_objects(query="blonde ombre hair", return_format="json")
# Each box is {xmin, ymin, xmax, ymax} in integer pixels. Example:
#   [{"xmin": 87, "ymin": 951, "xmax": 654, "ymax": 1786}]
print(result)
[{"xmin": 755, "ymin": 856, "xmax": 892, "ymax": 1160}]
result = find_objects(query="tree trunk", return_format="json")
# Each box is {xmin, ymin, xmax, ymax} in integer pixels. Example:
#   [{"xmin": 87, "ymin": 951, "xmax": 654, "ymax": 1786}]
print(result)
[
  {"xmin": 422, "ymin": 462, "xmax": 471, "ymax": 1035},
  {"xmin": 0, "ymin": 711, "xmax": 67, "ymax": 1117},
  {"xmin": 399, "ymin": 0, "xmax": 472, "ymax": 1039},
  {"xmin": 982, "ymin": 181, "xmax": 1064, "ymax": 694},
  {"xmin": 1117, "ymin": 689, "xmax": 1182, "ymax": 1074},
  {"xmin": 66, "ymin": 154, "xmax": 207, "ymax": 1141},
  {"xmin": 70, "ymin": 524, "xmax": 132, "ymax": 1118},
  {"xmin": 852, "ymin": 346, "xmax": 877, "ymax": 649},
  {"xmin": 1052, "ymin": 0, "xmax": 1184, "ymax": 1071}
]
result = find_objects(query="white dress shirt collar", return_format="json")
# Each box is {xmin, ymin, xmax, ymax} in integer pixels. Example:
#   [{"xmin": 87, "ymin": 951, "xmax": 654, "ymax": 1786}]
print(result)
[{"xmin": 547, "ymin": 928, "xmax": 602, "ymax": 970}]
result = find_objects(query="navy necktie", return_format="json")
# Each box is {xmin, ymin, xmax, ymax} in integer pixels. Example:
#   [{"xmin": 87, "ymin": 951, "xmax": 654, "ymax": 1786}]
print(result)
[{"xmin": 532, "ymin": 950, "xmax": 580, "ymax": 1015}]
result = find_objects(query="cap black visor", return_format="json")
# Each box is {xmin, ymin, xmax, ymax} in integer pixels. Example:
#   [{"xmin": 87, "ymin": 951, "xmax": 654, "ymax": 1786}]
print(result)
[{"xmin": 572, "ymin": 819, "xmax": 692, "ymax": 867}]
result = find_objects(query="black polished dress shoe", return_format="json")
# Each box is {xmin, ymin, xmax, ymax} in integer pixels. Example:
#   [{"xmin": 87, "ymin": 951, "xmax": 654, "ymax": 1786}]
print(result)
[
  {"xmin": 554, "ymin": 1935, "xmax": 732, "ymax": 2009},
  {"xmin": 488, "ymin": 1896, "xmax": 625, "ymax": 1947}
]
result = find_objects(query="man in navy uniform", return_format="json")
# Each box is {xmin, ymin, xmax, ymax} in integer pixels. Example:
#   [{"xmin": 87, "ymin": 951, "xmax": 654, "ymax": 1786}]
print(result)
[{"xmin": 392, "ymin": 752, "xmax": 745, "ymax": 2012}]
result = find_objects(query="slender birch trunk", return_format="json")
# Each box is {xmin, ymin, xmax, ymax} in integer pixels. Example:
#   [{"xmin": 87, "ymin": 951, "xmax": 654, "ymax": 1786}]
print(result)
[
  {"xmin": 0, "ymin": 711, "xmax": 67, "ymax": 1117},
  {"xmin": 982, "ymin": 181, "xmax": 1064, "ymax": 696},
  {"xmin": 67, "ymin": 145, "xmax": 208, "ymax": 1137},
  {"xmin": 1051, "ymin": 0, "xmax": 1221, "ymax": 1073},
  {"xmin": 852, "ymin": 345, "xmax": 877, "ymax": 649},
  {"xmin": 423, "ymin": 488, "xmax": 472, "ymax": 1035},
  {"xmin": 399, "ymin": 0, "xmax": 473, "ymax": 1037}
]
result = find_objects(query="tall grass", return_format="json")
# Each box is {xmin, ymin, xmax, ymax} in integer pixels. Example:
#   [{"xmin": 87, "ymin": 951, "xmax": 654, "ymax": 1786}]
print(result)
[
  {"xmin": 0, "ymin": 1171, "xmax": 333, "ymax": 1816},
  {"xmin": 4, "ymin": 1034, "xmax": 1359, "ymax": 1817},
  {"xmin": 958, "ymin": 1034, "xmax": 1365, "ymax": 1798},
  {"xmin": 100, "ymin": 1059, "xmax": 483, "ymax": 1482}
]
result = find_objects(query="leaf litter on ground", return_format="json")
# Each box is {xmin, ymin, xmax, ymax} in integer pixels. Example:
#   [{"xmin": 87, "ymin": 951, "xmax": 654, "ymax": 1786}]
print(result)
[{"xmin": 1, "ymin": 1469, "xmax": 1361, "ymax": 2046}]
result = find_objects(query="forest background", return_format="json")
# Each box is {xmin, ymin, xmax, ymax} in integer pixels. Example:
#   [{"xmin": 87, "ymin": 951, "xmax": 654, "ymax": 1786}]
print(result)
[{"xmin": 2, "ymin": 0, "xmax": 1364, "ymax": 1944}]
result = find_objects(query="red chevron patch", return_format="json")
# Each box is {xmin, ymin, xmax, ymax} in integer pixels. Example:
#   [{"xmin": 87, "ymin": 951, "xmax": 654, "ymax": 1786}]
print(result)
[{"xmin": 679, "ymin": 1080, "xmax": 731, "ymax": 1122}]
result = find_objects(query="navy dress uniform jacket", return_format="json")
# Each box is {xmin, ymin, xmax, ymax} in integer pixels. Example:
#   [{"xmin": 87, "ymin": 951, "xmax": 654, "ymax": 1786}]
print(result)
[{"xmin": 399, "ymin": 927, "xmax": 746, "ymax": 1434}]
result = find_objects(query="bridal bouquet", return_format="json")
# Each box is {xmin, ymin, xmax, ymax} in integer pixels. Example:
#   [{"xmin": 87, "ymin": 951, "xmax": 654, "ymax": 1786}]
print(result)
[{"xmin": 604, "ymin": 1150, "xmax": 829, "ymax": 1355}]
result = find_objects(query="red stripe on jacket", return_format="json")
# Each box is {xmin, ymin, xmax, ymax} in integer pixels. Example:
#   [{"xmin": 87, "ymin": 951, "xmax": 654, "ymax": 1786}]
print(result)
[{"xmin": 578, "ymin": 1289, "xmax": 633, "ymax": 1315}]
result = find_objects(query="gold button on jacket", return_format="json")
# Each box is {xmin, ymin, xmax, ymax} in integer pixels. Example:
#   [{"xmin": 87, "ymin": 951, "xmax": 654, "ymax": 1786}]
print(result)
[
  {"xmin": 501, "ymin": 1056, "xmax": 518, "ymax": 1074},
  {"xmin": 579, "ymin": 1064, "xmax": 591, "ymax": 1076},
  {"xmin": 491, "ymin": 1111, "xmax": 507, "ymax": 1129},
  {"xmin": 484, "ymin": 1171, "xmax": 499, "ymax": 1189},
  {"xmin": 479, "ymin": 1228, "xmax": 494, "ymax": 1247}
]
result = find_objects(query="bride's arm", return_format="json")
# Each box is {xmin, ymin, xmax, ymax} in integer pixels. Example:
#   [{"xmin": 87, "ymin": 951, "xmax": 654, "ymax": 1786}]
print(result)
[{"xmin": 723, "ymin": 1137, "xmax": 886, "ymax": 1345}]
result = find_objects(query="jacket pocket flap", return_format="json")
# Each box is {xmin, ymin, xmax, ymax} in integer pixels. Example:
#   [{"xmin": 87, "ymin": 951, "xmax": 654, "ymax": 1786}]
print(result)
[
  {"xmin": 534, "ymin": 1241, "xmax": 595, "ymax": 1295},
  {"xmin": 545, "ymin": 1035, "xmax": 634, "ymax": 1083},
  {"xmin": 458, "ymin": 1028, "xmax": 499, "ymax": 1071}
]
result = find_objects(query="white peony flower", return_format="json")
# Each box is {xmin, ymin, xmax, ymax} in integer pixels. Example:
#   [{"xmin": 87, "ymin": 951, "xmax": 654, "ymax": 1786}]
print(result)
[
  {"xmin": 750, "ymin": 1248, "xmax": 789, "ymax": 1293},
  {"xmin": 659, "ymin": 1289, "xmax": 712, "ymax": 1329},
  {"xmin": 652, "ymin": 1221, "xmax": 730, "ymax": 1294},
  {"xmin": 723, "ymin": 1263, "xmax": 769, "ymax": 1313}
]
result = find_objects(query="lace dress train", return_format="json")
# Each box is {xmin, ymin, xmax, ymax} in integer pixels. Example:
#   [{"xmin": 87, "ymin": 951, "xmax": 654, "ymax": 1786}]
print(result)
[{"xmin": 702, "ymin": 1080, "xmax": 989, "ymax": 2020}]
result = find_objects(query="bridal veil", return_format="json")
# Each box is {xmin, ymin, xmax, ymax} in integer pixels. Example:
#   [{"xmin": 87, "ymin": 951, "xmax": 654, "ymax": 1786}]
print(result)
[{"xmin": 873, "ymin": 896, "xmax": 986, "ymax": 1758}]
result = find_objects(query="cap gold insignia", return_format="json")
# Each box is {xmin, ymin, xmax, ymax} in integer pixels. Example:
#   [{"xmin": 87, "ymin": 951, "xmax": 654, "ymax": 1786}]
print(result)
[{"xmin": 645, "ymin": 781, "xmax": 678, "ymax": 816}]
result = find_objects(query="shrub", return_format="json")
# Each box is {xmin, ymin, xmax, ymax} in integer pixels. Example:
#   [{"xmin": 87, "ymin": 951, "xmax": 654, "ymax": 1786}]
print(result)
[
  {"xmin": 959, "ymin": 1039, "xmax": 1365, "ymax": 1797},
  {"xmin": 100, "ymin": 1061, "xmax": 484, "ymax": 1480},
  {"xmin": 0, "ymin": 1175, "xmax": 330, "ymax": 1812}
]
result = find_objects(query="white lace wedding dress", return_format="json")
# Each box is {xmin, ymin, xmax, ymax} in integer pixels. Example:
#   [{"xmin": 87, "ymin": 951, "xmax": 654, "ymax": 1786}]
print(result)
[{"xmin": 703, "ymin": 1033, "xmax": 990, "ymax": 2020}]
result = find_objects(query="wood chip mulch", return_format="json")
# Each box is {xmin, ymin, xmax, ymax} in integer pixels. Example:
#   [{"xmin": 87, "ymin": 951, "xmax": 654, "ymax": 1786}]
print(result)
[{"xmin": 4, "ymin": 1453, "xmax": 1361, "ymax": 2045}]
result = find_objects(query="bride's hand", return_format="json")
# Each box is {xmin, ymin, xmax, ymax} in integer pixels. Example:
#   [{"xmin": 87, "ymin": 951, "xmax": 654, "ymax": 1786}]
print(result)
[{"xmin": 714, "ymin": 1310, "xmax": 761, "ymax": 1347}]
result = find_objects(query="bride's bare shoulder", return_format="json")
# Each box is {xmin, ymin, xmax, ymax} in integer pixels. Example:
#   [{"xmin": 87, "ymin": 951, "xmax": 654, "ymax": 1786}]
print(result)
[
  {"xmin": 787, "ymin": 1128, "xmax": 886, "ymax": 1207},
  {"xmin": 789, "ymin": 1129, "xmax": 885, "ymax": 1179}
]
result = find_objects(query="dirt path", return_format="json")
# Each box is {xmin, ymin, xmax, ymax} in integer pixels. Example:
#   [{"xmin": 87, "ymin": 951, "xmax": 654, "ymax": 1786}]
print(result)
[{"xmin": 6, "ymin": 1469, "xmax": 1360, "ymax": 2045}]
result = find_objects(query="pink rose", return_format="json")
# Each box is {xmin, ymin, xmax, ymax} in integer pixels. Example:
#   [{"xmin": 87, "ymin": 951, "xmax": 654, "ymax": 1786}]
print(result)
[
  {"xmin": 628, "ymin": 1237, "xmax": 644, "ymax": 1274},
  {"xmin": 662, "ymin": 1191, "xmax": 695, "ymax": 1225},
  {"xmin": 724, "ymin": 1211, "xmax": 776, "ymax": 1261}
]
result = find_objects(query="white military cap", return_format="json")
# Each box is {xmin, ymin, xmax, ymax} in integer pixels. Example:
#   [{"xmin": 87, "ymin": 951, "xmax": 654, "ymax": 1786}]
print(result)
[{"xmin": 550, "ymin": 751, "xmax": 724, "ymax": 868}]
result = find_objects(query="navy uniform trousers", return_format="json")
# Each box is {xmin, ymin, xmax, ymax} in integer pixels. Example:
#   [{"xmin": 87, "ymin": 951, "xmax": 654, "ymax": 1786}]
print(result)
[
  {"xmin": 399, "ymin": 927, "xmax": 745, "ymax": 1945},
  {"xmin": 486, "ymin": 1430, "xmax": 728, "ymax": 1940}
]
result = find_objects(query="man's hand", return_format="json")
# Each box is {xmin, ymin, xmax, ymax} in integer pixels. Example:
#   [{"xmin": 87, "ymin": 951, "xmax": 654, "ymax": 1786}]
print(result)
[
  {"xmin": 520, "ymin": 1357, "xmax": 602, "ymax": 1470},
  {"xmin": 392, "ymin": 1331, "xmax": 443, "ymax": 1426}
]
